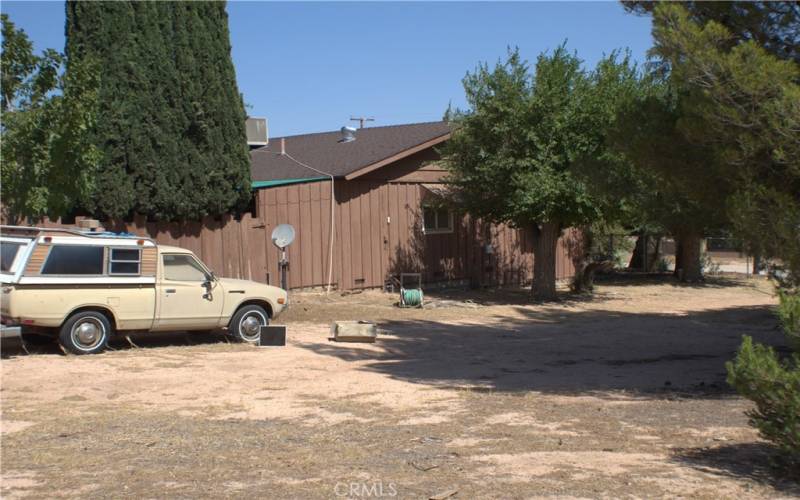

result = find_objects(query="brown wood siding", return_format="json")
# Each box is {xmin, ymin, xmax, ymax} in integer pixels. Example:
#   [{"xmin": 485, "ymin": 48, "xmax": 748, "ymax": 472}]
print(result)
[
  {"xmin": 332, "ymin": 181, "xmax": 578, "ymax": 289},
  {"xmin": 140, "ymin": 247, "xmax": 158, "ymax": 276},
  {"xmin": 259, "ymin": 181, "xmax": 335, "ymax": 288},
  {"xmin": 360, "ymin": 148, "xmax": 448, "ymax": 183},
  {"xmin": 24, "ymin": 245, "xmax": 50, "ymax": 275}
]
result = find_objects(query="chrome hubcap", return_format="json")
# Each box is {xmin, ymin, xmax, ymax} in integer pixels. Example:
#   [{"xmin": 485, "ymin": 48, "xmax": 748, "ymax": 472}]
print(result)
[
  {"xmin": 240, "ymin": 314, "xmax": 264, "ymax": 341},
  {"xmin": 72, "ymin": 319, "xmax": 103, "ymax": 349}
]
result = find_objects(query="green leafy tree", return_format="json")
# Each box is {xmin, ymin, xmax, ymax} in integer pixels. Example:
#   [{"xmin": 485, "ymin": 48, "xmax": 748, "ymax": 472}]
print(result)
[
  {"xmin": 648, "ymin": 3, "xmax": 800, "ymax": 284},
  {"xmin": 1, "ymin": 13, "xmax": 37, "ymax": 112},
  {"xmin": 613, "ymin": 3, "xmax": 799, "ymax": 282},
  {"xmin": 65, "ymin": 1, "xmax": 251, "ymax": 220},
  {"xmin": 443, "ymin": 47, "xmax": 639, "ymax": 300},
  {"xmin": 623, "ymin": 1, "xmax": 800, "ymax": 63},
  {"xmin": 638, "ymin": 3, "xmax": 800, "ymax": 469},
  {"xmin": 1, "ymin": 14, "xmax": 99, "ymax": 223},
  {"xmin": 607, "ymin": 79, "xmax": 728, "ymax": 281}
]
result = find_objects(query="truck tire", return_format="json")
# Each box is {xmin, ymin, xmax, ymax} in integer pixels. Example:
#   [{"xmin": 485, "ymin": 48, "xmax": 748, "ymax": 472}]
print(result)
[
  {"xmin": 59, "ymin": 311, "xmax": 111, "ymax": 355},
  {"xmin": 229, "ymin": 305, "xmax": 269, "ymax": 344}
]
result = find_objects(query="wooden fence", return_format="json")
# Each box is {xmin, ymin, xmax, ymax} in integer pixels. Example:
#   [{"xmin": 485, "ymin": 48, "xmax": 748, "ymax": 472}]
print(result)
[{"xmin": 35, "ymin": 214, "xmax": 271, "ymax": 285}]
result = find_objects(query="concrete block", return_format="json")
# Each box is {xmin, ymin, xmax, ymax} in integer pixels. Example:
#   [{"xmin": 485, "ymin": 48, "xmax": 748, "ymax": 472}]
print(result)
[{"xmin": 330, "ymin": 321, "xmax": 377, "ymax": 343}]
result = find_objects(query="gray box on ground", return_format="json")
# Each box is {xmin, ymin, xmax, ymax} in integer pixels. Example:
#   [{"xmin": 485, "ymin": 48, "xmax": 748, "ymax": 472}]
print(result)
[
  {"xmin": 259, "ymin": 325, "xmax": 286, "ymax": 346},
  {"xmin": 330, "ymin": 321, "xmax": 377, "ymax": 343}
]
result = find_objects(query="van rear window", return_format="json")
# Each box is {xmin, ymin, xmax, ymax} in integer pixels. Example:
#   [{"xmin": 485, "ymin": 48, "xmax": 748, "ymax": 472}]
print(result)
[
  {"xmin": 109, "ymin": 248, "xmax": 141, "ymax": 275},
  {"xmin": 42, "ymin": 245, "xmax": 104, "ymax": 275},
  {"xmin": 1, "ymin": 243, "xmax": 22, "ymax": 272}
]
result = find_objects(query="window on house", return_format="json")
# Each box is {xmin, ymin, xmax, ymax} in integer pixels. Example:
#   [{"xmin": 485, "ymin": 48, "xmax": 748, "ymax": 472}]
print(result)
[
  {"xmin": 109, "ymin": 248, "xmax": 141, "ymax": 275},
  {"xmin": 422, "ymin": 207, "xmax": 453, "ymax": 234},
  {"xmin": 163, "ymin": 254, "xmax": 209, "ymax": 281},
  {"xmin": 41, "ymin": 245, "xmax": 104, "ymax": 275}
]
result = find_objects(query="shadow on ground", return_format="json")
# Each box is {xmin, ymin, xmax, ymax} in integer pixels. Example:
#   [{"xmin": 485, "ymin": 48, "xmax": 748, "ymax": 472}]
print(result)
[
  {"xmin": 592, "ymin": 272, "xmax": 763, "ymax": 289},
  {"xmin": 672, "ymin": 443, "xmax": 800, "ymax": 493},
  {"xmin": 299, "ymin": 304, "xmax": 786, "ymax": 397},
  {"xmin": 418, "ymin": 274, "xmax": 761, "ymax": 307},
  {"xmin": 1, "ymin": 330, "xmax": 234, "ymax": 358}
]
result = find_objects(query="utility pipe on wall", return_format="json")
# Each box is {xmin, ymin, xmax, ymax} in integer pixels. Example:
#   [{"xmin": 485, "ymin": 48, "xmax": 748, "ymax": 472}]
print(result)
[{"xmin": 281, "ymin": 152, "xmax": 335, "ymax": 294}]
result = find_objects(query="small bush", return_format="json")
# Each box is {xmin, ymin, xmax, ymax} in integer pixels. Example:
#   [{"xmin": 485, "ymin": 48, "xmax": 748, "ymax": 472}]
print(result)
[
  {"xmin": 700, "ymin": 252, "xmax": 721, "ymax": 275},
  {"xmin": 726, "ymin": 336, "xmax": 800, "ymax": 468},
  {"xmin": 777, "ymin": 290, "xmax": 800, "ymax": 351},
  {"xmin": 655, "ymin": 257, "xmax": 671, "ymax": 273},
  {"xmin": 586, "ymin": 223, "xmax": 635, "ymax": 269}
]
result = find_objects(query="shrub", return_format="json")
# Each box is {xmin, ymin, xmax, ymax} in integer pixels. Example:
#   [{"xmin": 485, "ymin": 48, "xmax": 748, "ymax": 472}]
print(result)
[
  {"xmin": 726, "ymin": 336, "xmax": 800, "ymax": 468},
  {"xmin": 699, "ymin": 251, "xmax": 721, "ymax": 275},
  {"xmin": 586, "ymin": 222, "xmax": 635, "ymax": 269},
  {"xmin": 655, "ymin": 257, "xmax": 671, "ymax": 273},
  {"xmin": 777, "ymin": 290, "xmax": 800, "ymax": 351}
]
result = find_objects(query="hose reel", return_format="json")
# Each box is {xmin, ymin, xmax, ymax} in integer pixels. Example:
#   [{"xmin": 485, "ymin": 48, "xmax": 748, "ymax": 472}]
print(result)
[{"xmin": 399, "ymin": 273, "xmax": 423, "ymax": 308}]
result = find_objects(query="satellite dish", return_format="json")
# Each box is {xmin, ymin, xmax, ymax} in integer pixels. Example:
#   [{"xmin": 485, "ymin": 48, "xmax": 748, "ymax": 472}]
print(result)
[{"xmin": 271, "ymin": 224, "xmax": 296, "ymax": 249}]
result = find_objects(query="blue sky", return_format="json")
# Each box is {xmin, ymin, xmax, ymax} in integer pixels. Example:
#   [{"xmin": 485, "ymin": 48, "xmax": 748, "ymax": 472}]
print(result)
[{"xmin": 2, "ymin": 1, "xmax": 653, "ymax": 137}]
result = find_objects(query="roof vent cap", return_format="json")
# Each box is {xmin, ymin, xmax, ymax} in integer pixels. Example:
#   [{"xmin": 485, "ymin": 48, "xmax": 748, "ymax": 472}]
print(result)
[{"xmin": 339, "ymin": 126, "xmax": 357, "ymax": 143}]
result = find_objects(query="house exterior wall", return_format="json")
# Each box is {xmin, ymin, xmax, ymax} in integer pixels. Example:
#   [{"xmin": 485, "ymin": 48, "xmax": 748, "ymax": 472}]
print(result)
[
  {"xmin": 27, "ymin": 148, "xmax": 580, "ymax": 291},
  {"xmin": 254, "ymin": 177, "xmax": 580, "ymax": 291}
]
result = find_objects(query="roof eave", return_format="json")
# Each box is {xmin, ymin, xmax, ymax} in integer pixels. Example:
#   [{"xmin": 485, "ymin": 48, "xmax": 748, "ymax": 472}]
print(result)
[
  {"xmin": 251, "ymin": 176, "xmax": 330, "ymax": 190},
  {"xmin": 343, "ymin": 133, "xmax": 451, "ymax": 181}
]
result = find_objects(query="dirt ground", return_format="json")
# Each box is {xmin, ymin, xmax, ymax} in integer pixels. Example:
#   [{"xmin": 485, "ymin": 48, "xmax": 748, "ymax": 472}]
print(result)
[{"xmin": 2, "ymin": 275, "xmax": 798, "ymax": 499}]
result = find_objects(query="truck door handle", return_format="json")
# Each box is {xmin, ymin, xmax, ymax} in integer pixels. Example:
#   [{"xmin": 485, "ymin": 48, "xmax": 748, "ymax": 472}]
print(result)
[{"xmin": 165, "ymin": 289, "xmax": 176, "ymax": 294}]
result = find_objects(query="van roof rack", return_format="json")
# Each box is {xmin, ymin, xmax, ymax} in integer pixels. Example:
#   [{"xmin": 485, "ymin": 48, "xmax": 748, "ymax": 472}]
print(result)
[{"xmin": 0, "ymin": 225, "xmax": 156, "ymax": 244}]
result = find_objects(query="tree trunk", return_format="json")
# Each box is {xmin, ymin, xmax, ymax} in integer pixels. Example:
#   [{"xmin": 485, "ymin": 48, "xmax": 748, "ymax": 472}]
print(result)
[
  {"xmin": 532, "ymin": 222, "xmax": 561, "ymax": 301},
  {"xmin": 650, "ymin": 235, "xmax": 662, "ymax": 272},
  {"xmin": 569, "ymin": 225, "xmax": 593, "ymax": 294},
  {"xmin": 673, "ymin": 236, "xmax": 683, "ymax": 278},
  {"xmin": 628, "ymin": 233, "xmax": 646, "ymax": 270},
  {"xmin": 629, "ymin": 233, "xmax": 663, "ymax": 272},
  {"xmin": 676, "ymin": 232, "xmax": 703, "ymax": 282},
  {"xmin": 752, "ymin": 252, "xmax": 762, "ymax": 275}
]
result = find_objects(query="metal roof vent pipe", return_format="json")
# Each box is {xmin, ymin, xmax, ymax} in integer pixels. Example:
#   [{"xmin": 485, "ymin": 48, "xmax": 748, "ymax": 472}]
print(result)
[
  {"xmin": 339, "ymin": 126, "xmax": 357, "ymax": 143},
  {"xmin": 280, "ymin": 138, "xmax": 286, "ymax": 156}
]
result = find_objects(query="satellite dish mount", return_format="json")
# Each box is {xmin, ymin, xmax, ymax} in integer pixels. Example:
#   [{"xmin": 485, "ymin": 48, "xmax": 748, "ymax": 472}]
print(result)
[{"xmin": 271, "ymin": 224, "xmax": 296, "ymax": 290}]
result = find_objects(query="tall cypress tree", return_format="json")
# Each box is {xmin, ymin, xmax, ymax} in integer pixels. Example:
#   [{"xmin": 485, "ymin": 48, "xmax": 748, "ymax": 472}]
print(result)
[{"xmin": 65, "ymin": 1, "xmax": 251, "ymax": 220}]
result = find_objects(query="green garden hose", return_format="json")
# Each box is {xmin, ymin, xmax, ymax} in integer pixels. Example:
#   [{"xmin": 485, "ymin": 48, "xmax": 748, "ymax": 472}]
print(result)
[{"xmin": 402, "ymin": 288, "xmax": 423, "ymax": 307}]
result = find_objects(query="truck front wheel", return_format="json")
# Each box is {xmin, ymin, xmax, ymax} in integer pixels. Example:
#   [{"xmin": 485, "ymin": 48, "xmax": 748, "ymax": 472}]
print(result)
[
  {"xmin": 59, "ymin": 311, "xmax": 111, "ymax": 355},
  {"xmin": 229, "ymin": 305, "xmax": 269, "ymax": 344}
]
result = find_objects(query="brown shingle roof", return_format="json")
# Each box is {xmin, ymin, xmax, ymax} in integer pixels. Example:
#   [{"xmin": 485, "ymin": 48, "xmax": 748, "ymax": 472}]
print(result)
[{"xmin": 250, "ymin": 121, "xmax": 451, "ymax": 183}]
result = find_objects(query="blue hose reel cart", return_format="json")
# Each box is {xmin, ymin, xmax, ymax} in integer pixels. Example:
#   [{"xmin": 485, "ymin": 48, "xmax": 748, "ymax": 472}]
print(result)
[{"xmin": 399, "ymin": 273, "xmax": 423, "ymax": 308}]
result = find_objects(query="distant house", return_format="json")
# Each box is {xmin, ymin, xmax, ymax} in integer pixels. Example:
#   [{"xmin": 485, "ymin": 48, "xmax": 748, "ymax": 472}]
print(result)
[{"xmin": 249, "ymin": 121, "xmax": 579, "ymax": 290}]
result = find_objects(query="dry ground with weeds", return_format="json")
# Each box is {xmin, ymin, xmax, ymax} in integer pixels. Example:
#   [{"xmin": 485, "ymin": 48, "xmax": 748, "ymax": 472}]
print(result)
[{"xmin": 2, "ymin": 275, "xmax": 798, "ymax": 499}]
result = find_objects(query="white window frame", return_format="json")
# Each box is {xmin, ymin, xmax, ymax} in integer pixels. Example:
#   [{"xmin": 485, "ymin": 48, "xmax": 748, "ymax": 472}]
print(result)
[
  {"xmin": 108, "ymin": 247, "xmax": 142, "ymax": 276},
  {"xmin": 422, "ymin": 206, "xmax": 454, "ymax": 235}
]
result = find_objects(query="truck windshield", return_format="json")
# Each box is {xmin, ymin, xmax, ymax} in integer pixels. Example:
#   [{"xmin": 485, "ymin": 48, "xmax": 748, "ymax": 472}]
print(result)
[{"xmin": 1, "ymin": 242, "xmax": 23, "ymax": 273}]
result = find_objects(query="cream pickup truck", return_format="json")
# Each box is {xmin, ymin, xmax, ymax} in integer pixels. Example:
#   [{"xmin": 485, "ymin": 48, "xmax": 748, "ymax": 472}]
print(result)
[{"xmin": 0, "ymin": 225, "xmax": 288, "ymax": 354}]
